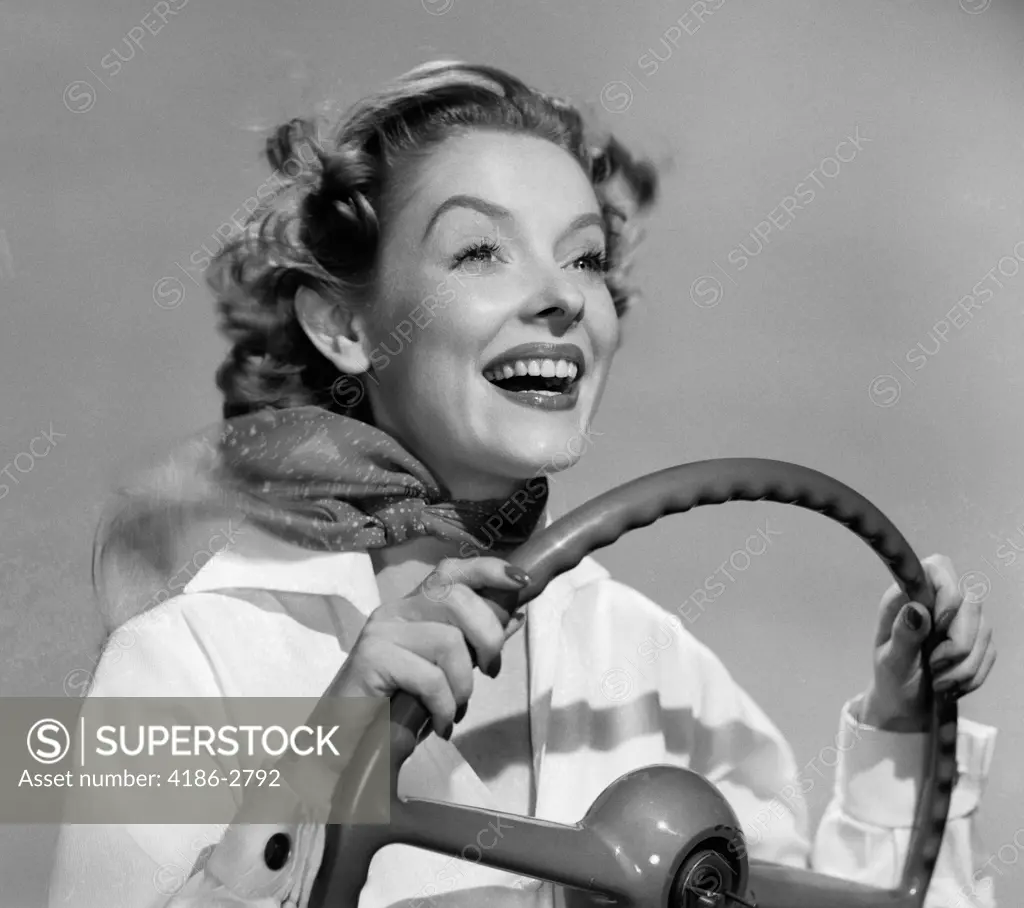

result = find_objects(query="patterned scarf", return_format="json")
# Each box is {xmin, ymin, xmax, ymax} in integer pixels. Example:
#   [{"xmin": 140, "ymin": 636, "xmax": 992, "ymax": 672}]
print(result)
[
  {"xmin": 214, "ymin": 406, "xmax": 548, "ymax": 550},
  {"xmin": 93, "ymin": 406, "xmax": 548, "ymax": 631}
]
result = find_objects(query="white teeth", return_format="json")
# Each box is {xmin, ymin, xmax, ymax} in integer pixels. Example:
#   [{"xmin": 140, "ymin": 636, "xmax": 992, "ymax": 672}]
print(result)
[{"xmin": 484, "ymin": 357, "xmax": 583, "ymax": 383}]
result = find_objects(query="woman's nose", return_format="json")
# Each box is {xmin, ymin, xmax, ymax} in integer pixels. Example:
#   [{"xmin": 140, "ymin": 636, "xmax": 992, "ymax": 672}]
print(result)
[{"xmin": 528, "ymin": 276, "xmax": 586, "ymax": 331}]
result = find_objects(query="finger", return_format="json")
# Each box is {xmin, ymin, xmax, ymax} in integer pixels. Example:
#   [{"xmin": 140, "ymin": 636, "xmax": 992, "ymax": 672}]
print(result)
[
  {"xmin": 929, "ymin": 596, "xmax": 983, "ymax": 669},
  {"xmin": 934, "ymin": 626, "xmax": 993, "ymax": 692},
  {"xmin": 874, "ymin": 580, "xmax": 910, "ymax": 647},
  {"xmin": 357, "ymin": 636, "xmax": 460, "ymax": 739},
  {"xmin": 922, "ymin": 554, "xmax": 962, "ymax": 631},
  {"xmin": 442, "ymin": 584, "xmax": 507, "ymax": 677},
  {"xmin": 395, "ymin": 582, "xmax": 508, "ymax": 676},
  {"xmin": 389, "ymin": 621, "xmax": 476, "ymax": 713},
  {"xmin": 503, "ymin": 608, "xmax": 528, "ymax": 641},
  {"xmin": 923, "ymin": 553, "xmax": 958, "ymax": 586},
  {"xmin": 956, "ymin": 642, "xmax": 998, "ymax": 697},
  {"xmin": 422, "ymin": 557, "xmax": 530, "ymax": 644},
  {"xmin": 882, "ymin": 601, "xmax": 932, "ymax": 679},
  {"xmin": 430, "ymin": 556, "xmax": 531, "ymax": 593}
]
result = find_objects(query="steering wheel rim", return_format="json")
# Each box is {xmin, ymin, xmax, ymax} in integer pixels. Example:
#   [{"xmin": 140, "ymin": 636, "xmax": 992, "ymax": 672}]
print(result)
[{"xmin": 309, "ymin": 459, "xmax": 958, "ymax": 908}]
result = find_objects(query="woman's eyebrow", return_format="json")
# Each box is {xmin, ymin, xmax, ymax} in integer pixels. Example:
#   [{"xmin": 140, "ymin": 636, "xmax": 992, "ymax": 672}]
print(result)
[
  {"xmin": 421, "ymin": 196, "xmax": 605, "ymax": 244},
  {"xmin": 556, "ymin": 212, "xmax": 605, "ymax": 245},
  {"xmin": 421, "ymin": 194, "xmax": 513, "ymax": 241}
]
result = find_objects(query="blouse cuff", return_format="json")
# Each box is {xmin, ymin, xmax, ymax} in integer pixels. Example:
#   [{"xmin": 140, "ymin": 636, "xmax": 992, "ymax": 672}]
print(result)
[
  {"xmin": 834, "ymin": 696, "xmax": 997, "ymax": 829},
  {"xmin": 200, "ymin": 763, "xmax": 329, "ymax": 906}
]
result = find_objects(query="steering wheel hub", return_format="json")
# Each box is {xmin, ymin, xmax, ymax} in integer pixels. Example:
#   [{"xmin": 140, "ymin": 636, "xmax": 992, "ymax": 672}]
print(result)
[{"xmin": 673, "ymin": 849, "xmax": 738, "ymax": 907}]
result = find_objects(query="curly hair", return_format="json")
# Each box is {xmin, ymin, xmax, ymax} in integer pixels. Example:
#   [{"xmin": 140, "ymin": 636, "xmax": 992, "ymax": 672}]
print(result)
[{"xmin": 206, "ymin": 60, "xmax": 659, "ymax": 421}]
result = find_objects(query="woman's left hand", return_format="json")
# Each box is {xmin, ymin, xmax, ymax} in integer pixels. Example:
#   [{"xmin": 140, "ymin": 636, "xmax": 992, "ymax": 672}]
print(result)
[{"xmin": 859, "ymin": 554, "xmax": 997, "ymax": 731}]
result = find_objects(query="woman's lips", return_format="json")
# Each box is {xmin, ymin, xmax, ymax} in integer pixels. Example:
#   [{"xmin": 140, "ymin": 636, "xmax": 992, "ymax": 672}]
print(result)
[
  {"xmin": 489, "ymin": 379, "xmax": 581, "ymax": 412},
  {"xmin": 482, "ymin": 356, "xmax": 583, "ymax": 412},
  {"xmin": 481, "ymin": 343, "xmax": 588, "ymax": 412}
]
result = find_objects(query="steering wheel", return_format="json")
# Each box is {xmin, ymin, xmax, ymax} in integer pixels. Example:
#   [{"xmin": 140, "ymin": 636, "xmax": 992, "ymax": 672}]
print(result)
[{"xmin": 308, "ymin": 459, "xmax": 958, "ymax": 908}]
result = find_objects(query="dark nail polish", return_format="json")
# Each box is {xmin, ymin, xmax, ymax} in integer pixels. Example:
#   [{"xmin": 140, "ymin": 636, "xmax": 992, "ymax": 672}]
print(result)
[
  {"xmin": 454, "ymin": 702, "xmax": 467, "ymax": 724},
  {"xmin": 486, "ymin": 653, "xmax": 503, "ymax": 678},
  {"xmin": 441, "ymin": 721, "xmax": 454, "ymax": 740},
  {"xmin": 904, "ymin": 606, "xmax": 923, "ymax": 631},
  {"xmin": 504, "ymin": 565, "xmax": 530, "ymax": 587}
]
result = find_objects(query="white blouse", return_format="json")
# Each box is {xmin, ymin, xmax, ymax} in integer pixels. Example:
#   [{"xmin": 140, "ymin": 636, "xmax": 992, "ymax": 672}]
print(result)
[{"xmin": 48, "ymin": 524, "xmax": 998, "ymax": 907}]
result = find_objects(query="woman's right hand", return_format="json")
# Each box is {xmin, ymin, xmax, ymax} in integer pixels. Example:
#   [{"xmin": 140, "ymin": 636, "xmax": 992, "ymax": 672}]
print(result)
[{"xmin": 326, "ymin": 556, "xmax": 530, "ymax": 739}]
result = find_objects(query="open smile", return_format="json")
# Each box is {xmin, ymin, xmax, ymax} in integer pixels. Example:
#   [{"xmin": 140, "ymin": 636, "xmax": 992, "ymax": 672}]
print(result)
[{"xmin": 482, "ymin": 343, "xmax": 586, "ymax": 412}]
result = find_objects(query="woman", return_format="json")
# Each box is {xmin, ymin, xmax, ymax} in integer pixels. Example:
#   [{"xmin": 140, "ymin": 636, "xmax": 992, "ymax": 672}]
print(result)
[{"xmin": 50, "ymin": 61, "xmax": 998, "ymax": 907}]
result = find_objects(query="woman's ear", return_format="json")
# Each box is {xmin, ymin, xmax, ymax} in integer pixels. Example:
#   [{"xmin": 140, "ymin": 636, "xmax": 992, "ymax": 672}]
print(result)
[{"xmin": 294, "ymin": 286, "xmax": 372, "ymax": 375}]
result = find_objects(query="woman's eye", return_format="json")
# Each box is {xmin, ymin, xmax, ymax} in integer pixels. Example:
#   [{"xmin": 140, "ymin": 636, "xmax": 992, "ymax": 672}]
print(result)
[
  {"xmin": 571, "ymin": 250, "xmax": 610, "ymax": 274},
  {"xmin": 451, "ymin": 242, "xmax": 608, "ymax": 274},
  {"xmin": 453, "ymin": 241, "xmax": 503, "ymax": 268}
]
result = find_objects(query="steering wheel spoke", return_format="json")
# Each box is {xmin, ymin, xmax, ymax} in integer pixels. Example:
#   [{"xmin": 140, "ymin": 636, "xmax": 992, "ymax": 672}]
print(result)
[
  {"xmin": 746, "ymin": 861, "xmax": 918, "ymax": 908},
  {"xmin": 391, "ymin": 798, "xmax": 630, "ymax": 896}
]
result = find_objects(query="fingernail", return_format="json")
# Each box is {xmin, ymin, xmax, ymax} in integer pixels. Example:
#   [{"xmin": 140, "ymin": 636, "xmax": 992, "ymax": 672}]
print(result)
[
  {"xmin": 486, "ymin": 653, "xmax": 503, "ymax": 678},
  {"xmin": 504, "ymin": 565, "xmax": 530, "ymax": 586},
  {"xmin": 454, "ymin": 702, "xmax": 467, "ymax": 724},
  {"xmin": 904, "ymin": 606, "xmax": 923, "ymax": 631},
  {"xmin": 441, "ymin": 721, "xmax": 454, "ymax": 740}
]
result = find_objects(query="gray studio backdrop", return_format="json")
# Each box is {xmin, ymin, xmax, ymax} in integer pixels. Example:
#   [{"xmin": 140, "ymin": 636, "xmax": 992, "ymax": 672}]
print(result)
[{"xmin": 2, "ymin": 0, "xmax": 1022, "ymax": 904}]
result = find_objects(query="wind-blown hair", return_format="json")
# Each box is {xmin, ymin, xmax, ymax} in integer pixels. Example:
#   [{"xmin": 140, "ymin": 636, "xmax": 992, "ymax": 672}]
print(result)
[
  {"xmin": 92, "ymin": 60, "xmax": 659, "ymax": 634},
  {"xmin": 208, "ymin": 59, "xmax": 658, "ymax": 420}
]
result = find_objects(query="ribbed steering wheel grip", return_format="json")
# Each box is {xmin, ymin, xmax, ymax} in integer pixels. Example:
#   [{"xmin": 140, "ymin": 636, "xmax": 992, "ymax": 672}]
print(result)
[{"xmin": 510, "ymin": 459, "xmax": 933, "ymax": 606}]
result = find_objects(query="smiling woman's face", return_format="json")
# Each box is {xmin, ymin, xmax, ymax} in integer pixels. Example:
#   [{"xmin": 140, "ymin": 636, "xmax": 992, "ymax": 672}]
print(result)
[{"xmin": 355, "ymin": 129, "xmax": 619, "ymax": 498}]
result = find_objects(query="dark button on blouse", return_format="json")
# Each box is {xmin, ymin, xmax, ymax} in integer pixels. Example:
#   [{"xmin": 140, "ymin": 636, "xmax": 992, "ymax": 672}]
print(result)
[{"xmin": 264, "ymin": 831, "xmax": 292, "ymax": 871}]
